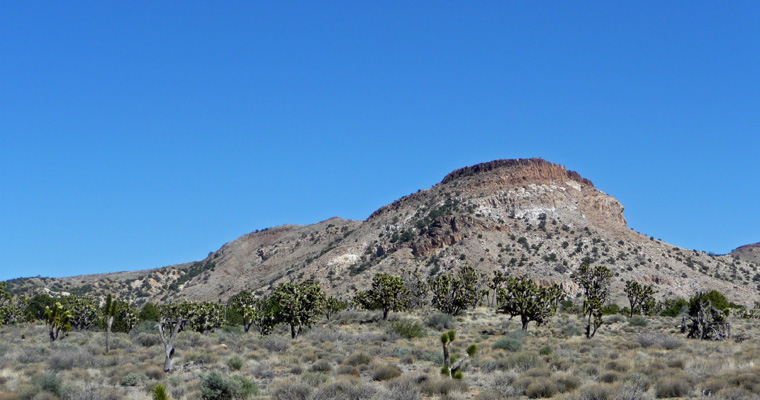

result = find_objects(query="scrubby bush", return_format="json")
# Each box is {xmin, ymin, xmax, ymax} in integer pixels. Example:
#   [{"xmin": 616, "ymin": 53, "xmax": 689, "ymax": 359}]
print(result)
[
  {"xmin": 310, "ymin": 377, "xmax": 376, "ymax": 400},
  {"xmin": 300, "ymin": 371, "xmax": 329, "ymax": 386},
  {"xmin": 343, "ymin": 351, "xmax": 373, "ymax": 366},
  {"xmin": 310, "ymin": 359, "xmax": 332, "ymax": 373},
  {"xmin": 372, "ymin": 363, "xmax": 402, "ymax": 381},
  {"xmin": 389, "ymin": 320, "xmax": 426, "ymax": 339},
  {"xmin": 120, "ymin": 372, "xmax": 148, "ymax": 387},
  {"xmin": 426, "ymin": 313, "xmax": 455, "ymax": 330},
  {"xmin": 525, "ymin": 377, "xmax": 563, "ymax": 398},
  {"xmin": 32, "ymin": 373, "xmax": 62, "ymax": 397},
  {"xmin": 200, "ymin": 371, "xmax": 258, "ymax": 400},
  {"xmin": 628, "ymin": 316, "xmax": 648, "ymax": 327},
  {"xmin": 226, "ymin": 355, "xmax": 244, "ymax": 371},
  {"xmin": 636, "ymin": 333, "xmax": 683, "ymax": 350},
  {"xmin": 271, "ymin": 380, "xmax": 313, "ymax": 400},
  {"xmin": 656, "ymin": 376, "xmax": 692, "ymax": 398},
  {"xmin": 539, "ymin": 346, "xmax": 553, "ymax": 355},
  {"xmin": 492, "ymin": 338, "xmax": 522, "ymax": 351}
]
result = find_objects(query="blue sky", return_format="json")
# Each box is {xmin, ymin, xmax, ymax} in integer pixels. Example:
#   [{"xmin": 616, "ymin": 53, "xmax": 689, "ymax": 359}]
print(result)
[{"xmin": 2, "ymin": 2, "xmax": 759, "ymax": 281}]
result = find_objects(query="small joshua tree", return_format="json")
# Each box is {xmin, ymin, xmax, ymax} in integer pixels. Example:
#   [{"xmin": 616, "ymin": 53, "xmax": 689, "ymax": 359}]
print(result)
[
  {"xmin": 104, "ymin": 294, "xmax": 117, "ymax": 353},
  {"xmin": 439, "ymin": 329, "xmax": 477, "ymax": 379},
  {"xmin": 323, "ymin": 296, "xmax": 347, "ymax": 320},
  {"xmin": 45, "ymin": 302, "xmax": 72, "ymax": 342},
  {"xmin": 573, "ymin": 265, "xmax": 613, "ymax": 339},
  {"xmin": 270, "ymin": 279, "xmax": 326, "ymax": 338},
  {"xmin": 228, "ymin": 291, "xmax": 277, "ymax": 335}
]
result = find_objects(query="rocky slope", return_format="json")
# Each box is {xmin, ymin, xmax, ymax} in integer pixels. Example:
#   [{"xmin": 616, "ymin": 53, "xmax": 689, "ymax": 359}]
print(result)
[{"xmin": 5, "ymin": 158, "xmax": 759, "ymax": 307}]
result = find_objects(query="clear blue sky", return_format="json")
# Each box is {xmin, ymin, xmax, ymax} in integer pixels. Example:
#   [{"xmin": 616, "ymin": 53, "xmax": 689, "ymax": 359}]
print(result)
[{"xmin": 2, "ymin": 2, "xmax": 759, "ymax": 281}]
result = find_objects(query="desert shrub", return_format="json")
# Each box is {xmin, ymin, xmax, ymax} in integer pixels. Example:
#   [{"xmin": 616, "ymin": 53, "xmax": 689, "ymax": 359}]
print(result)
[
  {"xmin": 135, "ymin": 332, "xmax": 161, "ymax": 347},
  {"xmin": 185, "ymin": 352, "xmax": 218, "ymax": 365},
  {"xmin": 492, "ymin": 338, "xmax": 522, "ymax": 351},
  {"xmin": 32, "ymin": 373, "xmax": 62, "ymax": 397},
  {"xmin": 426, "ymin": 313, "xmax": 455, "ymax": 330},
  {"xmin": 628, "ymin": 316, "xmax": 648, "ymax": 326},
  {"xmin": 300, "ymin": 371, "xmax": 329, "ymax": 386},
  {"xmin": 702, "ymin": 378, "xmax": 727, "ymax": 396},
  {"xmin": 576, "ymin": 383, "xmax": 616, "ymax": 400},
  {"xmin": 560, "ymin": 323, "xmax": 583, "ymax": 337},
  {"xmin": 507, "ymin": 329, "xmax": 531, "ymax": 340},
  {"xmin": 145, "ymin": 366, "xmax": 165, "ymax": 381},
  {"xmin": 227, "ymin": 355, "xmax": 244, "ymax": 371},
  {"xmin": 48, "ymin": 348, "xmax": 95, "ymax": 370},
  {"xmin": 384, "ymin": 376, "xmax": 422, "ymax": 400},
  {"xmin": 261, "ymin": 336, "xmax": 290, "ymax": 353},
  {"xmin": 271, "ymin": 379, "xmax": 313, "ymax": 400},
  {"xmin": 635, "ymin": 333, "xmax": 683, "ymax": 350},
  {"xmin": 334, "ymin": 364, "xmax": 360, "ymax": 377},
  {"xmin": 310, "ymin": 377, "xmax": 376, "ymax": 400},
  {"xmin": 556, "ymin": 374, "xmax": 581, "ymax": 391},
  {"xmin": 539, "ymin": 346, "xmax": 553, "ymax": 355},
  {"xmin": 605, "ymin": 314, "xmax": 626, "ymax": 324},
  {"xmin": 200, "ymin": 371, "xmax": 257, "ymax": 400},
  {"xmin": 655, "ymin": 376, "xmax": 691, "ymax": 398},
  {"xmin": 372, "ymin": 363, "xmax": 402, "ymax": 381},
  {"xmin": 415, "ymin": 350, "xmax": 444, "ymax": 365},
  {"xmin": 525, "ymin": 377, "xmax": 563, "ymax": 398},
  {"xmin": 724, "ymin": 369, "xmax": 760, "ymax": 393},
  {"xmin": 120, "ymin": 372, "xmax": 148, "ymax": 387},
  {"xmin": 389, "ymin": 320, "xmax": 426, "ymax": 339},
  {"xmin": 505, "ymin": 351, "xmax": 543, "ymax": 371},
  {"xmin": 599, "ymin": 372, "xmax": 619, "ymax": 383},
  {"xmin": 250, "ymin": 361, "xmax": 276, "ymax": 379},
  {"xmin": 310, "ymin": 359, "xmax": 332, "ymax": 373},
  {"xmin": 716, "ymin": 387, "xmax": 757, "ymax": 400},
  {"xmin": 343, "ymin": 351, "xmax": 373, "ymax": 366},
  {"xmin": 421, "ymin": 378, "xmax": 468, "ymax": 396}
]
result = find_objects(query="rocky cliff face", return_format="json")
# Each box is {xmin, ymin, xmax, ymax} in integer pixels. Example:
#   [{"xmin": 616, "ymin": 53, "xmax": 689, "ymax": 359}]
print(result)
[{"xmin": 8, "ymin": 158, "xmax": 758, "ymax": 307}]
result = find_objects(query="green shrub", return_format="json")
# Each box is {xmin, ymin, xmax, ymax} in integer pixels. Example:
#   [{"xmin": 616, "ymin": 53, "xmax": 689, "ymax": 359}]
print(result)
[
  {"xmin": 539, "ymin": 346, "xmax": 553, "ymax": 355},
  {"xmin": 492, "ymin": 338, "xmax": 522, "ymax": 351},
  {"xmin": 628, "ymin": 316, "xmax": 648, "ymax": 326},
  {"xmin": 426, "ymin": 313, "xmax": 455, "ymax": 330},
  {"xmin": 200, "ymin": 371, "xmax": 258, "ymax": 400},
  {"xmin": 120, "ymin": 372, "xmax": 148, "ymax": 387},
  {"xmin": 152, "ymin": 384, "xmax": 170, "ymax": 400},
  {"xmin": 226, "ymin": 355, "xmax": 244, "ymax": 371},
  {"xmin": 32, "ymin": 373, "xmax": 62, "ymax": 397},
  {"xmin": 389, "ymin": 320, "xmax": 426, "ymax": 339}
]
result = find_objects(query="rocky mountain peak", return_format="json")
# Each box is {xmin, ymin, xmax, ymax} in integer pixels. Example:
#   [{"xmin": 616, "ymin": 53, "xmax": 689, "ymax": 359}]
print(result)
[{"xmin": 441, "ymin": 158, "xmax": 594, "ymax": 188}]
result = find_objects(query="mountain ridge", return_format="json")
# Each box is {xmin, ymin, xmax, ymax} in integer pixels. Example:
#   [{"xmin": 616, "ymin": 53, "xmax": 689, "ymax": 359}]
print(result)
[{"xmin": 5, "ymin": 158, "xmax": 758, "ymax": 307}]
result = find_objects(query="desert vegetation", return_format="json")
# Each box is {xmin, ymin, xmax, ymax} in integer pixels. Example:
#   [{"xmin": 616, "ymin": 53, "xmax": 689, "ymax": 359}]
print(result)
[{"xmin": 1, "ymin": 273, "xmax": 759, "ymax": 399}]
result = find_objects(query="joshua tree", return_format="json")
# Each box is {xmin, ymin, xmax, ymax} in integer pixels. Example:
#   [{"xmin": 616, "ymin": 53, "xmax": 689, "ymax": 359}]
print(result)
[
  {"xmin": 497, "ymin": 276, "xmax": 564, "ymax": 330},
  {"xmin": 354, "ymin": 273, "xmax": 411, "ymax": 320},
  {"xmin": 44, "ymin": 302, "xmax": 72, "ymax": 342},
  {"xmin": 323, "ymin": 296, "xmax": 347, "ymax": 320},
  {"xmin": 439, "ymin": 329, "xmax": 477, "ymax": 379},
  {"xmin": 228, "ymin": 291, "xmax": 278, "ymax": 334},
  {"xmin": 157, "ymin": 302, "xmax": 190, "ymax": 372},
  {"xmin": 624, "ymin": 280, "xmax": 656, "ymax": 317},
  {"xmin": 428, "ymin": 265, "xmax": 481, "ymax": 316},
  {"xmin": 573, "ymin": 265, "xmax": 613, "ymax": 339},
  {"xmin": 104, "ymin": 294, "xmax": 117, "ymax": 353},
  {"xmin": 270, "ymin": 279, "xmax": 326, "ymax": 338}
]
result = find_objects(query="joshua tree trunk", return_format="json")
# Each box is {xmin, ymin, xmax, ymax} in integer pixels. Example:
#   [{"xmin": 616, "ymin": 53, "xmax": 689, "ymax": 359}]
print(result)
[
  {"xmin": 158, "ymin": 319, "xmax": 183, "ymax": 372},
  {"xmin": 105, "ymin": 315, "xmax": 114, "ymax": 353}
]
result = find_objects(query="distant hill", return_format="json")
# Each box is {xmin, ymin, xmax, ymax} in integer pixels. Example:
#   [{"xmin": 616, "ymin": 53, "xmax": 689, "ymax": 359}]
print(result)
[{"xmin": 5, "ymin": 158, "xmax": 758, "ymax": 307}]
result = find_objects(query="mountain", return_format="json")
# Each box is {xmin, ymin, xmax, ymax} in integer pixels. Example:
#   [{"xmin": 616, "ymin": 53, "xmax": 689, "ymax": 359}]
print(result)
[{"xmin": 5, "ymin": 158, "xmax": 759, "ymax": 306}]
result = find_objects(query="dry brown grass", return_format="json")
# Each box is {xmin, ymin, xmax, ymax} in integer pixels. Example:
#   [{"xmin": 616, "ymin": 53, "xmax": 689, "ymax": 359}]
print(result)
[{"xmin": 1, "ymin": 310, "xmax": 759, "ymax": 399}]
